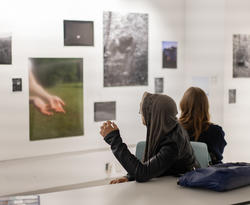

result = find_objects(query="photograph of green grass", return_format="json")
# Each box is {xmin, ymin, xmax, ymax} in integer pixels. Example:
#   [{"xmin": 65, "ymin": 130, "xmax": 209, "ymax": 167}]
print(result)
[{"xmin": 29, "ymin": 58, "xmax": 83, "ymax": 141}]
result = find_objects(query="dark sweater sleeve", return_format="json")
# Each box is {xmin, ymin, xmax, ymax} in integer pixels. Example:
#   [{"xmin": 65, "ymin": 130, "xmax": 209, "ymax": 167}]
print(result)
[
  {"xmin": 104, "ymin": 130, "xmax": 178, "ymax": 182},
  {"xmin": 208, "ymin": 125, "xmax": 227, "ymax": 164},
  {"xmin": 125, "ymin": 173, "xmax": 135, "ymax": 181}
]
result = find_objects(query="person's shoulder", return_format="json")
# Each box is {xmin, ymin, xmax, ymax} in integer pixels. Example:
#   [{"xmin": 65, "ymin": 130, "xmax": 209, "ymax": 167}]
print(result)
[
  {"xmin": 208, "ymin": 123, "xmax": 223, "ymax": 130},
  {"xmin": 207, "ymin": 123, "xmax": 225, "ymax": 136},
  {"xmin": 170, "ymin": 124, "xmax": 190, "ymax": 142},
  {"xmin": 209, "ymin": 123, "xmax": 223, "ymax": 129}
]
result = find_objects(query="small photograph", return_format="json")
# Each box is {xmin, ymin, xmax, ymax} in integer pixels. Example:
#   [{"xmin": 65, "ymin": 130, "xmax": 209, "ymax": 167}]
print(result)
[
  {"xmin": 103, "ymin": 11, "xmax": 148, "ymax": 87},
  {"xmin": 233, "ymin": 34, "xmax": 250, "ymax": 77},
  {"xmin": 162, "ymin": 41, "xmax": 177, "ymax": 68},
  {"xmin": 29, "ymin": 58, "xmax": 84, "ymax": 141},
  {"xmin": 229, "ymin": 89, "xmax": 236, "ymax": 104},
  {"xmin": 12, "ymin": 78, "xmax": 22, "ymax": 92},
  {"xmin": 64, "ymin": 20, "xmax": 94, "ymax": 46},
  {"xmin": 94, "ymin": 101, "xmax": 116, "ymax": 122},
  {"xmin": 155, "ymin": 78, "xmax": 164, "ymax": 93},
  {"xmin": 0, "ymin": 34, "xmax": 11, "ymax": 64},
  {"xmin": 0, "ymin": 195, "xmax": 40, "ymax": 205}
]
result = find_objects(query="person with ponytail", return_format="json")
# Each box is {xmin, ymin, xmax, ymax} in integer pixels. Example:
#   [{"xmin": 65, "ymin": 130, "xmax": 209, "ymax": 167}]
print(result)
[
  {"xmin": 100, "ymin": 92, "xmax": 199, "ymax": 183},
  {"xmin": 179, "ymin": 87, "xmax": 227, "ymax": 165}
]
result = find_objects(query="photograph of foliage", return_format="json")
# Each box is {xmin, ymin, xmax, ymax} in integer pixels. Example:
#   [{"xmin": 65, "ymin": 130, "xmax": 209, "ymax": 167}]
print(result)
[
  {"xmin": 233, "ymin": 34, "xmax": 250, "ymax": 77},
  {"xmin": 29, "ymin": 58, "xmax": 83, "ymax": 141},
  {"xmin": 0, "ymin": 34, "xmax": 11, "ymax": 64},
  {"xmin": 103, "ymin": 11, "xmax": 148, "ymax": 87},
  {"xmin": 162, "ymin": 41, "xmax": 177, "ymax": 68}
]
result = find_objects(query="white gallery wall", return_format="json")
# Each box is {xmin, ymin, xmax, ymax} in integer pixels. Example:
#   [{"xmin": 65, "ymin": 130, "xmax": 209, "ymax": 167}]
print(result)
[
  {"xmin": 223, "ymin": 0, "xmax": 250, "ymax": 162},
  {"xmin": 184, "ymin": 0, "xmax": 225, "ymax": 126},
  {"xmin": 185, "ymin": 0, "xmax": 250, "ymax": 162},
  {"xmin": 0, "ymin": 0, "xmax": 186, "ymax": 195},
  {"xmin": 0, "ymin": 0, "xmax": 185, "ymax": 161}
]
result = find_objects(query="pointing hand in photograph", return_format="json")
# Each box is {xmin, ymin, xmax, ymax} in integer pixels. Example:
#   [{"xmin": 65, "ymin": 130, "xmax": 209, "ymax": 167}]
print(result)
[
  {"xmin": 48, "ymin": 95, "xmax": 66, "ymax": 113},
  {"xmin": 29, "ymin": 96, "xmax": 54, "ymax": 116},
  {"xmin": 29, "ymin": 68, "xmax": 66, "ymax": 115}
]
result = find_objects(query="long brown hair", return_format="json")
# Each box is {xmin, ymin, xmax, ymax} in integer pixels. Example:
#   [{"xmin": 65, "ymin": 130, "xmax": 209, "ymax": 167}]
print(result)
[{"xmin": 179, "ymin": 87, "xmax": 210, "ymax": 141}]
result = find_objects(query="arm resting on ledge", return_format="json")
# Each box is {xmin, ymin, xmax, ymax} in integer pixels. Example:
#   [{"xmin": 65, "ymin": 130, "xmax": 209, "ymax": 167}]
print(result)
[{"xmin": 104, "ymin": 130, "xmax": 178, "ymax": 182}]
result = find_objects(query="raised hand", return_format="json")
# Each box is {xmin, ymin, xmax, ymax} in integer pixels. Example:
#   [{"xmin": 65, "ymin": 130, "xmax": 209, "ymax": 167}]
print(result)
[{"xmin": 100, "ymin": 121, "xmax": 118, "ymax": 138}]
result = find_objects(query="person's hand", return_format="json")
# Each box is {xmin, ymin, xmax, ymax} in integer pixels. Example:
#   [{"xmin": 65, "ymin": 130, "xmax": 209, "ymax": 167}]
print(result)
[
  {"xmin": 110, "ymin": 177, "xmax": 128, "ymax": 184},
  {"xmin": 100, "ymin": 121, "xmax": 118, "ymax": 138},
  {"xmin": 48, "ymin": 95, "xmax": 66, "ymax": 113},
  {"xmin": 30, "ymin": 96, "xmax": 53, "ymax": 116}
]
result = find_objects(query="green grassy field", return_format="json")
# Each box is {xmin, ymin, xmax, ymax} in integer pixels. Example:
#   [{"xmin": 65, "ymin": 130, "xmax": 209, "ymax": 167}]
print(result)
[{"xmin": 30, "ymin": 82, "xmax": 84, "ymax": 141}]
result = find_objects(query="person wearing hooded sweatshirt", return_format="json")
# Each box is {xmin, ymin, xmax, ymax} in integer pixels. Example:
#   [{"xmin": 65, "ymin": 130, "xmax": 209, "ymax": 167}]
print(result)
[{"xmin": 100, "ymin": 92, "xmax": 199, "ymax": 183}]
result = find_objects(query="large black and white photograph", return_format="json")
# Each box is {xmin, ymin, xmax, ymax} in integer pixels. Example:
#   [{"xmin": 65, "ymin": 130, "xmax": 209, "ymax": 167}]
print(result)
[
  {"xmin": 233, "ymin": 34, "xmax": 250, "ymax": 77},
  {"xmin": 155, "ymin": 78, "xmax": 164, "ymax": 93},
  {"xmin": 94, "ymin": 101, "xmax": 116, "ymax": 122},
  {"xmin": 103, "ymin": 11, "xmax": 148, "ymax": 87},
  {"xmin": 0, "ymin": 34, "xmax": 11, "ymax": 64},
  {"xmin": 64, "ymin": 20, "xmax": 94, "ymax": 46},
  {"xmin": 229, "ymin": 89, "xmax": 236, "ymax": 104}
]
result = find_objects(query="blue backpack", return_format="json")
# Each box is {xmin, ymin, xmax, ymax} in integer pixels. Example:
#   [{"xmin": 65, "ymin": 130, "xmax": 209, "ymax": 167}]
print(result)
[{"xmin": 178, "ymin": 162, "xmax": 250, "ymax": 191}]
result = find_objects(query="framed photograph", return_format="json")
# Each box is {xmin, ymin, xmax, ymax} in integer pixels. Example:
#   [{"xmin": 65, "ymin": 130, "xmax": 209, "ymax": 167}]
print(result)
[
  {"xmin": 0, "ymin": 34, "xmax": 12, "ymax": 64},
  {"xmin": 29, "ymin": 58, "xmax": 84, "ymax": 141},
  {"xmin": 94, "ymin": 101, "xmax": 116, "ymax": 122},
  {"xmin": 233, "ymin": 34, "xmax": 250, "ymax": 78},
  {"xmin": 155, "ymin": 78, "xmax": 164, "ymax": 94},
  {"xmin": 229, "ymin": 89, "xmax": 236, "ymax": 104},
  {"xmin": 162, "ymin": 41, "xmax": 177, "ymax": 68},
  {"xmin": 12, "ymin": 78, "xmax": 22, "ymax": 92},
  {"xmin": 64, "ymin": 20, "xmax": 94, "ymax": 46},
  {"xmin": 103, "ymin": 11, "xmax": 148, "ymax": 87}
]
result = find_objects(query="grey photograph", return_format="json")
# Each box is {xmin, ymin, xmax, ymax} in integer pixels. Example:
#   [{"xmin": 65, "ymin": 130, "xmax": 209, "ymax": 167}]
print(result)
[
  {"xmin": 0, "ymin": 34, "xmax": 11, "ymax": 64},
  {"xmin": 64, "ymin": 20, "xmax": 94, "ymax": 46},
  {"xmin": 94, "ymin": 101, "xmax": 116, "ymax": 122},
  {"xmin": 233, "ymin": 34, "xmax": 250, "ymax": 77},
  {"xmin": 103, "ymin": 11, "xmax": 148, "ymax": 87},
  {"xmin": 229, "ymin": 89, "xmax": 236, "ymax": 104},
  {"xmin": 155, "ymin": 78, "xmax": 164, "ymax": 93},
  {"xmin": 12, "ymin": 78, "xmax": 22, "ymax": 92}
]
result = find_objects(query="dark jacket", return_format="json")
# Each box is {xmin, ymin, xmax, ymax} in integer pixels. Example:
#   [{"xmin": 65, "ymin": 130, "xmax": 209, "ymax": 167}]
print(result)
[
  {"xmin": 189, "ymin": 124, "xmax": 227, "ymax": 165},
  {"xmin": 104, "ymin": 125, "xmax": 199, "ymax": 182}
]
